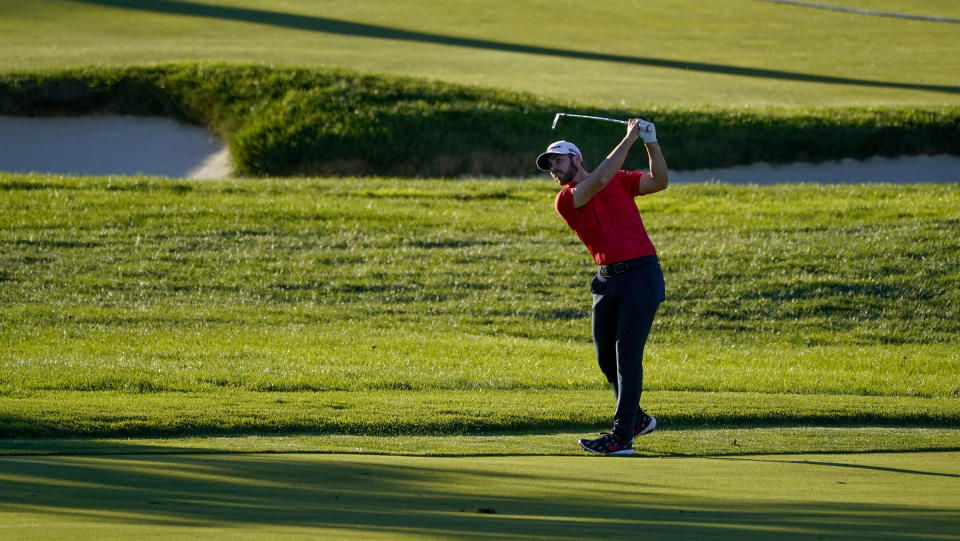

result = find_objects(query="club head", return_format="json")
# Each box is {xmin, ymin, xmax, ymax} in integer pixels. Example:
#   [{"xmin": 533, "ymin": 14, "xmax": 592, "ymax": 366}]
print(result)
[{"xmin": 551, "ymin": 113, "xmax": 561, "ymax": 130}]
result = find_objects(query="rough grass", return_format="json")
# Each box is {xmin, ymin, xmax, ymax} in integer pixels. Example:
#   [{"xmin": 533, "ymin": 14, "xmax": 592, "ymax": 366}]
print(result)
[
  {"xmin": 1, "ymin": 175, "xmax": 957, "ymax": 441},
  {"xmin": 3, "ymin": 390, "xmax": 958, "ymax": 439}
]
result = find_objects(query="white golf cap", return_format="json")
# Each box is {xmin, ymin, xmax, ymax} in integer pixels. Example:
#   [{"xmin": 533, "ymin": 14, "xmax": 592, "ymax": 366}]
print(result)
[{"xmin": 536, "ymin": 140, "xmax": 582, "ymax": 171}]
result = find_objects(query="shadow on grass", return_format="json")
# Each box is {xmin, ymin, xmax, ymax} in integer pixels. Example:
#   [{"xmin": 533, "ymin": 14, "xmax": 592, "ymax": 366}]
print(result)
[
  {"xmin": 712, "ymin": 455, "xmax": 960, "ymax": 479},
  {"xmin": 71, "ymin": 0, "xmax": 960, "ymax": 95},
  {"xmin": 1, "ymin": 446, "xmax": 958, "ymax": 538}
]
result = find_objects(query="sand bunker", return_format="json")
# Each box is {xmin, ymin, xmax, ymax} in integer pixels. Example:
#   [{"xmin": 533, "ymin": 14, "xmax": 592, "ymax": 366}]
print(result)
[
  {"xmin": 673, "ymin": 154, "xmax": 960, "ymax": 184},
  {"xmin": 1, "ymin": 115, "xmax": 958, "ymax": 183},
  {"xmin": 0, "ymin": 115, "xmax": 231, "ymax": 179}
]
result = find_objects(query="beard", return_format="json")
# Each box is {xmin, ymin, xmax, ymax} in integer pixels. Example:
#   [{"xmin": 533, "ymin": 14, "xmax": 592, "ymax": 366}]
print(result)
[{"xmin": 554, "ymin": 167, "xmax": 576, "ymax": 184}]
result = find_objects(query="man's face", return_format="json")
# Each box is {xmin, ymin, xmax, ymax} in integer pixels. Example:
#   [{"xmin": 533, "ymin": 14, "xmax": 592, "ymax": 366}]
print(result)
[{"xmin": 548, "ymin": 154, "xmax": 578, "ymax": 185}]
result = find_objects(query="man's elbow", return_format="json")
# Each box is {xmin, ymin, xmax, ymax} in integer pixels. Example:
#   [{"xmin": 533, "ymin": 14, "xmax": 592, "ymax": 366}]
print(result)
[{"xmin": 651, "ymin": 173, "xmax": 669, "ymax": 193}]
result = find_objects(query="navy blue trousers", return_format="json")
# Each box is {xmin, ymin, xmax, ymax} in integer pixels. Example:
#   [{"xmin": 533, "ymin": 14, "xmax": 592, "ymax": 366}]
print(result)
[{"xmin": 590, "ymin": 258, "xmax": 665, "ymax": 441}]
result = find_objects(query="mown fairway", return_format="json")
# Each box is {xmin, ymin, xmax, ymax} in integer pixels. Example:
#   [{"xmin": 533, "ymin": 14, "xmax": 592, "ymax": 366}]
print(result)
[
  {"xmin": 2, "ymin": 451, "xmax": 959, "ymax": 540},
  {"xmin": 1, "ymin": 0, "xmax": 958, "ymax": 107}
]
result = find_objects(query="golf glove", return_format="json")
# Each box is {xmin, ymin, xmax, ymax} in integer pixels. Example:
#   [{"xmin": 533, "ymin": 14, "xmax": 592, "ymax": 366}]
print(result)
[{"xmin": 637, "ymin": 119, "xmax": 657, "ymax": 143}]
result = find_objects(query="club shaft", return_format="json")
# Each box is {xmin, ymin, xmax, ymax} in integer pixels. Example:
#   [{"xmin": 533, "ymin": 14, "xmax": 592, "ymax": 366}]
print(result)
[{"xmin": 557, "ymin": 113, "xmax": 627, "ymax": 125}]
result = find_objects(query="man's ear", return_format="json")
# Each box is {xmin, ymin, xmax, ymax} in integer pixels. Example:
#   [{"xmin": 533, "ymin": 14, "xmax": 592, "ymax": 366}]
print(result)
[{"xmin": 572, "ymin": 154, "xmax": 584, "ymax": 170}]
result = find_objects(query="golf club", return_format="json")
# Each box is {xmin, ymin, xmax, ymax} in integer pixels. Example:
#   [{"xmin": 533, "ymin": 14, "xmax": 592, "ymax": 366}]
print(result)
[{"xmin": 552, "ymin": 113, "xmax": 653, "ymax": 132}]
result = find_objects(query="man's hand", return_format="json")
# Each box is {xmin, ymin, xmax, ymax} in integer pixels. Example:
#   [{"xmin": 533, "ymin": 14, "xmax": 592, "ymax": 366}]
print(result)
[
  {"xmin": 626, "ymin": 118, "xmax": 642, "ymax": 141},
  {"xmin": 636, "ymin": 119, "xmax": 657, "ymax": 144}
]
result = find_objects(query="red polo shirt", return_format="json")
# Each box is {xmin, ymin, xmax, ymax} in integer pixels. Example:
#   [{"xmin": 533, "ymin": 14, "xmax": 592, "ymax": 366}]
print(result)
[{"xmin": 554, "ymin": 170, "xmax": 657, "ymax": 265}]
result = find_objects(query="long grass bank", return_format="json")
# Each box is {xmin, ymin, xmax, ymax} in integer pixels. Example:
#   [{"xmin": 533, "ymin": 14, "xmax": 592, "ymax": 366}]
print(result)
[
  {"xmin": 1, "ymin": 175, "xmax": 957, "ymax": 438},
  {"xmin": 1, "ymin": 64, "xmax": 958, "ymax": 177}
]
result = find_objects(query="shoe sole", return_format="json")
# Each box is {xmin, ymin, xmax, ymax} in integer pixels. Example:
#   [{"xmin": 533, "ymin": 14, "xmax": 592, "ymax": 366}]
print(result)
[
  {"xmin": 632, "ymin": 417, "xmax": 657, "ymax": 442},
  {"xmin": 578, "ymin": 440, "xmax": 635, "ymax": 456}
]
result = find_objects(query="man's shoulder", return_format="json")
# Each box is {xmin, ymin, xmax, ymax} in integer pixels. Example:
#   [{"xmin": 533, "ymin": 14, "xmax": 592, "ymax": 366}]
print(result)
[
  {"xmin": 597, "ymin": 171, "xmax": 635, "ymax": 197},
  {"xmin": 556, "ymin": 185, "xmax": 591, "ymax": 224},
  {"xmin": 554, "ymin": 185, "xmax": 574, "ymax": 212},
  {"xmin": 613, "ymin": 169, "xmax": 646, "ymax": 196}
]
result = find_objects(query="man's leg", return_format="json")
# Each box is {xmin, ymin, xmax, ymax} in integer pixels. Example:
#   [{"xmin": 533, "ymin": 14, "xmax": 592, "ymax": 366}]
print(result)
[
  {"xmin": 610, "ymin": 265, "xmax": 665, "ymax": 440},
  {"xmin": 610, "ymin": 299, "xmax": 658, "ymax": 440},
  {"xmin": 579, "ymin": 275, "xmax": 636, "ymax": 454},
  {"xmin": 591, "ymin": 275, "xmax": 620, "ymax": 399}
]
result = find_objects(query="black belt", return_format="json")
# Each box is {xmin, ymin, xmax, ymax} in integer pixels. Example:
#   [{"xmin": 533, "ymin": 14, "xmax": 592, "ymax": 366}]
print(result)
[{"xmin": 598, "ymin": 255, "xmax": 658, "ymax": 277}]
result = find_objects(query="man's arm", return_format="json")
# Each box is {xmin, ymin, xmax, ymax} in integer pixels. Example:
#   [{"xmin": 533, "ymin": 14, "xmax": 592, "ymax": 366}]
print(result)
[
  {"xmin": 636, "ymin": 141, "xmax": 668, "ymax": 195},
  {"xmin": 572, "ymin": 119, "xmax": 643, "ymax": 208}
]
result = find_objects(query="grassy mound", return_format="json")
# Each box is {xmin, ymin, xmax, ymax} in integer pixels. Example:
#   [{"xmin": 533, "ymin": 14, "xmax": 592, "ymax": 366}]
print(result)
[{"xmin": 1, "ymin": 63, "xmax": 958, "ymax": 177}]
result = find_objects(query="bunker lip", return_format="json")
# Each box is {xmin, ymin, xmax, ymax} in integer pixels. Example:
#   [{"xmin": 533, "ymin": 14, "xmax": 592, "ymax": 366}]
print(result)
[
  {"xmin": 1, "ymin": 115, "xmax": 959, "ymax": 182},
  {"xmin": 0, "ymin": 115, "xmax": 232, "ymax": 179}
]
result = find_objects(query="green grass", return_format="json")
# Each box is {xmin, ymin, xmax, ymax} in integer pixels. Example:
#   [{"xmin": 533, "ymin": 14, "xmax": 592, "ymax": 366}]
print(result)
[
  {"xmin": 5, "ymin": 428, "xmax": 960, "ymax": 458},
  {"xmin": 3, "ymin": 390, "xmax": 959, "ymax": 439},
  {"xmin": 2, "ymin": 451, "xmax": 959, "ymax": 539},
  {"xmin": 1, "ymin": 0, "xmax": 958, "ymax": 108},
  {"xmin": 4, "ymin": 64, "xmax": 956, "ymax": 177},
  {"xmin": 3, "ymin": 3, "xmax": 959, "ymax": 176},
  {"xmin": 2, "ymin": 175, "xmax": 957, "ymax": 445},
  {"xmin": 2, "ymin": 2, "xmax": 958, "ymax": 537}
]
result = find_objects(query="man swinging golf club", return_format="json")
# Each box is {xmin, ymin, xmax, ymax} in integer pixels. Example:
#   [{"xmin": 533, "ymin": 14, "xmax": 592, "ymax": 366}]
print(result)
[{"xmin": 537, "ymin": 117, "xmax": 667, "ymax": 456}]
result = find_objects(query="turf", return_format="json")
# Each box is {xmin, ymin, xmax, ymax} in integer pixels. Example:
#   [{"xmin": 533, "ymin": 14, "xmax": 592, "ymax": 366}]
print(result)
[
  {"xmin": 4, "ymin": 427, "xmax": 960, "ymax": 458},
  {"xmin": 2, "ymin": 1, "xmax": 958, "ymax": 538},
  {"xmin": 1, "ymin": 451, "xmax": 958, "ymax": 540},
  {"xmin": 3, "ymin": 390, "xmax": 959, "ymax": 439},
  {"xmin": 1, "ymin": 175, "xmax": 957, "ymax": 446},
  {"xmin": 1, "ymin": 0, "xmax": 958, "ymax": 108}
]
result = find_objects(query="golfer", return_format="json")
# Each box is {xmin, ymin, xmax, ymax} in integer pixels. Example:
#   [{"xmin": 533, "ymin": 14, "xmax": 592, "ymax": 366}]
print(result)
[{"xmin": 537, "ymin": 118, "xmax": 667, "ymax": 455}]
